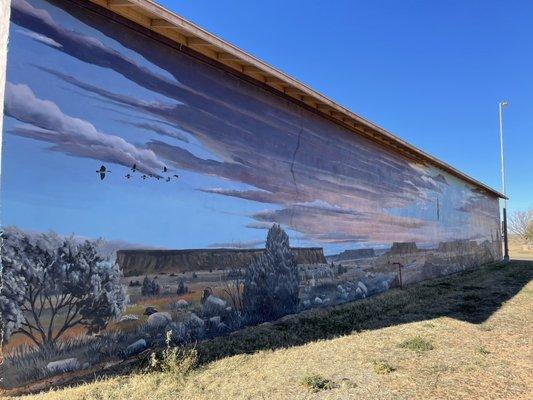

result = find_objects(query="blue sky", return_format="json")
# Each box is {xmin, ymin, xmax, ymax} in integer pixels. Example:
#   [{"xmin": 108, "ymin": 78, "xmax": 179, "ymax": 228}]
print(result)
[
  {"xmin": 165, "ymin": 0, "xmax": 532, "ymax": 212},
  {"xmin": 0, "ymin": 0, "xmax": 518, "ymax": 253}
]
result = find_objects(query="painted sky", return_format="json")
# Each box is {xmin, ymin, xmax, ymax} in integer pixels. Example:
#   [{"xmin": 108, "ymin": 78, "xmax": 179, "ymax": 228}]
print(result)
[
  {"xmin": 1, "ymin": 0, "xmax": 501, "ymax": 253},
  {"xmin": 165, "ymin": 0, "xmax": 532, "ymax": 214}
]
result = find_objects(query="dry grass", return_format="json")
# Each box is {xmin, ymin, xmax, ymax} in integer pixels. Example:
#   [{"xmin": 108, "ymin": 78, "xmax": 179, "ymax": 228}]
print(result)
[
  {"xmin": 397, "ymin": 336, "xmax": 434, "ymax": 352},
  {"xmin": 372, "ymin": 360, "xmax": 396, "ymax": 374},
  {"xmin": 509, "ymin": 235, "xmax": 533, "ymax": 261},
  {"xmin": 300, "ymin": 374, "xmax": 336, "ymax": 392},
  {"xmin": 7, "ymin": 261, "xmax": 533, "ymax": 400},
  {"xmin": 509, "ymin": 247, "xmax": 533, "ymax": 261}
]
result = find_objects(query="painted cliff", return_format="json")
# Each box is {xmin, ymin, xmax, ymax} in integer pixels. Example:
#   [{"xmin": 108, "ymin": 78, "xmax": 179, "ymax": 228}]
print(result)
[{"xmin": 117, "ymin": 247, "xmax": 327, "ymax": 276}]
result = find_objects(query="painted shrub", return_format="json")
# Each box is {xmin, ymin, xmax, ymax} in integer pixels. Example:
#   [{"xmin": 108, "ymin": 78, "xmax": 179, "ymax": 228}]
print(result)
[{"xmin": 0, "ymin": 0, "xmax": 501, "ymax": 389}]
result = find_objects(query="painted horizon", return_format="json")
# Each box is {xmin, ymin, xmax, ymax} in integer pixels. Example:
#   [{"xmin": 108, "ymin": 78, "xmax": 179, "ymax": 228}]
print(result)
[{"xmin": 2, "ymin": 0, "xmax": 501, "ymax": 255}]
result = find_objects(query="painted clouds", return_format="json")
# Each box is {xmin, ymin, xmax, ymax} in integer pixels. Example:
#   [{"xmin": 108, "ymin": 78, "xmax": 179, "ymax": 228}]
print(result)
[
  {"xmin": 4, "ymin": 82, "xmax": 164, "ymax": 175},
  {"xmin": 4, "ymin": 0, "xmax": 501, "ymax": 247}
]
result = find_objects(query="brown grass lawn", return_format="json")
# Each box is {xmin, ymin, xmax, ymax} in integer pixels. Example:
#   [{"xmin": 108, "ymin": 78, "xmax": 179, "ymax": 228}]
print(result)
[
  {"xmin": 509, "ymin": 238, "xmax": 533, "ymax": 261},
  {"xmin": 6, "ymin": 261, "xmax": 533, "ymax": 400}
]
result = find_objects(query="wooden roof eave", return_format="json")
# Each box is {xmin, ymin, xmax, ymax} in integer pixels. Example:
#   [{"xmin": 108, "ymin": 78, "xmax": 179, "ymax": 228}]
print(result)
[{"xmin": 86, "ymin": 0, "xmax": 506, "ymax": 199}]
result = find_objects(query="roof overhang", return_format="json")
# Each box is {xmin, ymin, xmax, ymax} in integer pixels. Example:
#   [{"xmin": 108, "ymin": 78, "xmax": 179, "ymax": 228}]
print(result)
[{"xmin": 87, "ymin": 0, "xmax": 506, "ymax": 200}]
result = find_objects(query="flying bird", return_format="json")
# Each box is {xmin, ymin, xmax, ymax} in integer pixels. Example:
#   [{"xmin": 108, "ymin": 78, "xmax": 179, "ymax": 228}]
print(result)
[
  {"xmin": 142, "ymin": 174, "xmax": 147, "ymax": 180},
  {"xmin": 125, "ymin": 174, "xmax": 131, "ymax": 179},
  {"xmin": 173, "ymin": 174, "xmax": 180, "ymax": 179},
  {"xmin": 131, "ymin": 164, "xmax": 137, "ymax": 172},
  {"xmin": 96, "ymin": 165, "xmax": 110, "ymax": 180},
  {"xmin": 163, "ymin": 166, "xmax": 168, "ymax": 173}
]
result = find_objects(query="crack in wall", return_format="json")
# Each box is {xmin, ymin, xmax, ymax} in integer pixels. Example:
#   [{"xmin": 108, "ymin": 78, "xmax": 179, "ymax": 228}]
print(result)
[{"xmin": 288, "ymin": 109, "xmax": 303, "ymax": 231}]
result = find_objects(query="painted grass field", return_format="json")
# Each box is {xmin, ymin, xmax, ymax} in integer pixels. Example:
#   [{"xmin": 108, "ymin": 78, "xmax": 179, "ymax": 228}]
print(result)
[{"xmin": 5, "ymin": 260, "xmax": 532, "ymax": 400}]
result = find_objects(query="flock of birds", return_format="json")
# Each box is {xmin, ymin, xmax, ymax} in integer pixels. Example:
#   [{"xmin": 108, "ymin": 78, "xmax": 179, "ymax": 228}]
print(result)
[{"xmin": 96, "ymin": 164, "xmax": 179, "ymax": 182}]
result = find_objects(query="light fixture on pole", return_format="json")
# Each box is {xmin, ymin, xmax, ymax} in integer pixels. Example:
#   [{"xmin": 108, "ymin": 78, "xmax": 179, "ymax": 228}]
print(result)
[{"xmin": 499, "ymin": 100, "xmax": 509, "ymax": 262}]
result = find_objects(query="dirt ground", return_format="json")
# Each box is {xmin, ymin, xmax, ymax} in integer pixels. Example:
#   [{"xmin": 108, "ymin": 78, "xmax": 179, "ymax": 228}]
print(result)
[{"xmin": 5, "ymin": 260, "xmax": 532, "ymax": 400}]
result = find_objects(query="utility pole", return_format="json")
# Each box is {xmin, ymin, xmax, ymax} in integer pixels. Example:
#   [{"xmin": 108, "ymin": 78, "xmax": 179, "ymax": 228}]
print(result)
[{"xmin": 499, "ymin": 101, "xmax": 509, "ymax": 262}]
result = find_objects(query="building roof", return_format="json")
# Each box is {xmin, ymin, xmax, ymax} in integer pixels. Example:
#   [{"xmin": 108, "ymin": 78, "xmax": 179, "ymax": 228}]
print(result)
[{"xmin": 88, "ymin": 0, "xmax": 506, "ymax": 199}]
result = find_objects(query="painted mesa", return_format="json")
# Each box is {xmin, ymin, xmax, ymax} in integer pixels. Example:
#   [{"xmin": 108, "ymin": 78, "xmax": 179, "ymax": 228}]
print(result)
[
  {"xmin": 117, "ymin": 247, "xmax": 327, "ymax": 276},
  {"xmin": 0, "ymin": 0, "xmax": 503, "ymax": 391}
]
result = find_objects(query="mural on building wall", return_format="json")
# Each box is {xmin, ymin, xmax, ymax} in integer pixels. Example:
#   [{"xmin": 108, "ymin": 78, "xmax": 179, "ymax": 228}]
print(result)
[{"xmin": 0, "ymin": 0, "xmax": 502, "ymax": 388}]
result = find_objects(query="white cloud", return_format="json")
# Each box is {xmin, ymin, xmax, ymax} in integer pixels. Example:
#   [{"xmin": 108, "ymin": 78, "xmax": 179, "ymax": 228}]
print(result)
[
  {"xmin": 16, "ymin": 29, "xmax": 62, "ymax": 48},
  {"xmin": 4, "ymin": 82, "xmax": 164, "ymax": 175}
]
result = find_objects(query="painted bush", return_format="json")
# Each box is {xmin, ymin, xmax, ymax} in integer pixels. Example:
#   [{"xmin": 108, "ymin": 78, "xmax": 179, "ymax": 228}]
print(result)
[{"xmin": 0, "ymin": 0, "xmax": 501, "ymax": 389}]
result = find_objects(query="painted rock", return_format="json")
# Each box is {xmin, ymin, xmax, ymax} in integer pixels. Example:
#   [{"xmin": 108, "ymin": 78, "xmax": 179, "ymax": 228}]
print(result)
[
  {"xmin": 147, "ymin": 312, "xmax": 172, "ymax": 329},
  {"xmin": 125, "ymin": 339, "xmax": 147, "ymax": 357},
  {"xmin": 46, "ymin": 358, "xmax": 79, "ymax": 374}
]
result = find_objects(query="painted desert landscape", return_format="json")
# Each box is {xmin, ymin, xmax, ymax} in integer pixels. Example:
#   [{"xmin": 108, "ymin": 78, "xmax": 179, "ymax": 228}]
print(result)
[{"xmin": 0, "ymin": 223, "xmax": 502, "ymax": 389}]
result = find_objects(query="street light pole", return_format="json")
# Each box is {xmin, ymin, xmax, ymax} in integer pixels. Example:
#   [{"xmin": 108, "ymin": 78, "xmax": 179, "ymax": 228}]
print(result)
[{"xmin": 499, "ymin": 100, "xmax": 509, "ymax": 262}]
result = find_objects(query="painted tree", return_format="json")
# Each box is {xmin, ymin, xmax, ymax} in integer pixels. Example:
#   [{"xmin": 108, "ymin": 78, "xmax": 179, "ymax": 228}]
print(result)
[
  {"xmin": 176, "ymin": 280, "xmax": 188, "ymax": 295},
  {"xmin": 141, "ymin": 276, "xmax": 160, "ymax": 296},
  {"xmin": 221, "ymin": 268, "xmax": 245, "ymax": 313},
  {"xmin": 0, "ymin": 228, "xmax": 127, "ymax": 347},
  {"xmin": 243, "ymin": 224, "xmax": 300, "ymax": 323}
]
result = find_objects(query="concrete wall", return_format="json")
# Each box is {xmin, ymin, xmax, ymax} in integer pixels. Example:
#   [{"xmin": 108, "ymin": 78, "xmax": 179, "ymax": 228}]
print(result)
[{"xmin": 0, "ymin": 0, "xmax": 502, "ymax": 390}]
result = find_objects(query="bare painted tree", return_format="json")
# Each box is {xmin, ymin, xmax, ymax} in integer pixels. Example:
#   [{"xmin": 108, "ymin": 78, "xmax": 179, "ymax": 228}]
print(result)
[
  {"xmin": 508, "ymin": 208, "xmax": 533, "ymax": 243},
  {"xmin": 243, "ymin": 224, "xmax": 299, "ymax": 323},
  {"xmin": 221, "ymin": 268, "xmax": 244, "ymax": 313},
  {"xmin": 0, "ymin": 228, "xmax": 127, "ymax": 348}
]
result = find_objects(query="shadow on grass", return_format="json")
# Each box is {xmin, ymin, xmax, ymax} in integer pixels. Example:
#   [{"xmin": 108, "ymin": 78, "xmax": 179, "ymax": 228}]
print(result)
[
  {"xmin": 4, "ymin": 260, "xmax": 531, "ymax": 396},
  {"xmin": 196, "ymin": 260, "xmax": 532, "ymax": 364}
]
